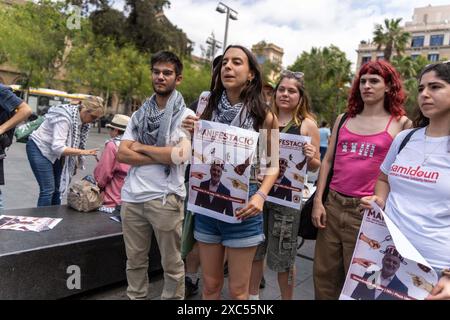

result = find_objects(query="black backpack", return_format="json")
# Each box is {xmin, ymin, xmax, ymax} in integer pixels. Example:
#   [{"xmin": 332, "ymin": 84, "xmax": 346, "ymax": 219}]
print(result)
[
  {"xmin": 0, "ymin": 92, "xmax": 20, "ymax": 185},
  {"xmin": 0, "ymin": 85, "xmax": 20, "ymax": 151},
  {"xmin": 0, "ymin": 109, "xmax": 16, "ymax": 159},
  {"xmin": 0, "ymin": 111, "xmax": 16, "ymax": 147}
]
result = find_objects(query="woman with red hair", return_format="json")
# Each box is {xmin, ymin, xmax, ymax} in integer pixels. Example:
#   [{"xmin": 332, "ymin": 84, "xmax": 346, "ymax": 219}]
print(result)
[{"xmin": 311, "ymin": 60, "xmax": 412, "ymax": 299}]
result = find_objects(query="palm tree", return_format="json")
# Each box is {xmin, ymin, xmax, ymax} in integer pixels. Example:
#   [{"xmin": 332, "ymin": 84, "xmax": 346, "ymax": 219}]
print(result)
[
  {"xmin": 391, "ymin": 55, "xmax": 416, "ymax": 79},
  {"xmin": 373, "ymin": 18, "xmax": 410, "ymax": 61},
  {"xmin": 391, "ymin": 55, "xmax": 429, "ymax": 117},
  {"xmin": 323, "ymin": 46, "xmax": 352, "ymax": 119},
  {"xmin": 289, "ymin": 46, "xmax": 352, "ymax": 124}
]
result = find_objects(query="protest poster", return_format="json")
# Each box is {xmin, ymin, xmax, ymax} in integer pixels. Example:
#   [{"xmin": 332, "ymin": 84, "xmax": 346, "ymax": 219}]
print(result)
[
  {"xmin": 340, "ymin": 202, "xmax": 438, "ymax": 300},
  {"xmin": 0, "ymin": 215, "xmax": 62, "ymax": 232},
  {"xmin": 195, "ymin": 91, "xmax": 210, "ymax": 117},
  {"xmin": 266, "ymin": 133, "xmax": 310, "ymax": 209},
  {"xmin": 187, "ymin": 120, "xmax": 259, "ymax": 223}
]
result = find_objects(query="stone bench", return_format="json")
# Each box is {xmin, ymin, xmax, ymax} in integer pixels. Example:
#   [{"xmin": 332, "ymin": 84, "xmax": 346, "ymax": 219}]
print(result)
[{"xmin": 0, "ymin": 205, "xmax": 161, "ymax": 299}]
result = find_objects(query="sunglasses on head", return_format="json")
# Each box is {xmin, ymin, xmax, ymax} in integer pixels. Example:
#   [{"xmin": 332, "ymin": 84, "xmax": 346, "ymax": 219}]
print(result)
[{"xmin": 280, "ymin": 70, "xmax": 304, "ymax": 80}]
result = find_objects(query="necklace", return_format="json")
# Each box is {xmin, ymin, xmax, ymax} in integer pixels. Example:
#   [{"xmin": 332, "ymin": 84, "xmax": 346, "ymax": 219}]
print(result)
[
  {"xmin": 422, "ymin": 133, "xmax": 447, "ymax": 166},
  {"xmin": 279, "ymin": 118, "xmax": 292, "ymax": 127}
]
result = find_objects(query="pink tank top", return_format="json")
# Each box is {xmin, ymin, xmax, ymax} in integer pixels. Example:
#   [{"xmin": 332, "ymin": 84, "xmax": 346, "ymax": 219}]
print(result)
[{"xmin": 329, "ymin": 116, "xmax": 394, "ymax": 197}]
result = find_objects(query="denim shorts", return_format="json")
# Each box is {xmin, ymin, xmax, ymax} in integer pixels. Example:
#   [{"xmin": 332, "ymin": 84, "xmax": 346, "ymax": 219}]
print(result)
[{"xmin": 194, "ymin": 184, "xmax": 265, "ymax": 248}]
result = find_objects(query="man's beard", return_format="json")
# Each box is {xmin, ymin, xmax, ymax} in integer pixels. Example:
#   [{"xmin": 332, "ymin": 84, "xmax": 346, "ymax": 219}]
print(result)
[
  {"xmin": 152, "ymin": 82, "xmax": 175, "ymax": 97},
  {"xmin": 211, "ymin": 177, "xmax": 220, "ymax": 186}
]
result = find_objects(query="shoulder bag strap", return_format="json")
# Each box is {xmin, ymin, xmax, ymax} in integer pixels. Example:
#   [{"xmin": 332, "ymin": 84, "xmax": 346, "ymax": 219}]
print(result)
[
  {"xmin": 323, "ymin": 113, "xmax": 348, "ymax": 201},
  {"xmin": 398, "ymin": 128, "xmax": 421, "ymax": 155},
  {"xmin": 281, "ymin": 119, "xmax": 296, "ymax": 133}
]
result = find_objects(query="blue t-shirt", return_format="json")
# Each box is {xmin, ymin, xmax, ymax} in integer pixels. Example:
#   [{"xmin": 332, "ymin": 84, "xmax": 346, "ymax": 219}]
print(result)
[
  {"xmin": 319, "ymin": 127, "xmax": 331, "ymax": 147},
  {"xmin": 0, "ymin": 84, "xmax": 23, "ymax": 121}
]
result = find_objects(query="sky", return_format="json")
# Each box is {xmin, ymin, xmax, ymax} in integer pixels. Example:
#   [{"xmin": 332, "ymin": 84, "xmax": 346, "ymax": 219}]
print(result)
[
  {"xmin": 110, "ymin": 0, "xmax": 450, "ymax": 69},
  {"xmin": 153, "ymin": 0, "xmax": 450, "ymax": 69}
]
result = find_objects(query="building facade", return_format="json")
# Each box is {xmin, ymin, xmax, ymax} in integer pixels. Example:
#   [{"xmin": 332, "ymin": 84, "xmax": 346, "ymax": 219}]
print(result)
[
  {"xmin": 251, "ymin": 42, "xmax": 284, "ymax": 83},
  {"xmin": 356, "ymin": 4, "xmax": 450, "ymax": 69}
]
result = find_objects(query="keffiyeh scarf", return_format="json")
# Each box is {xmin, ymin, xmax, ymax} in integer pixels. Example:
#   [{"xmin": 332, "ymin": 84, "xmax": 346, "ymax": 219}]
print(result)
[
  {"xmin": 212, "ymin": 92, "xmax": 254, "ymax": 130},
  {"xmin": 131, "ymin": 90, "xmax": 186, "ymax": 147},
  {"xmin": 45, "ymin": 104, "xmax": 91, "ymax": 197}
]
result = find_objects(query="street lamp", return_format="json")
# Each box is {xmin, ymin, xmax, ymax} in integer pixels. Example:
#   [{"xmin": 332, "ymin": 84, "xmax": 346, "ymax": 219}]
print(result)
[
  {"xmin": 206, "ymin": 33, "xmax": 222, "ymax": 60},
  {"xmin": 216, "ymin": 2, "xmax": 238, "ymax": 52}
]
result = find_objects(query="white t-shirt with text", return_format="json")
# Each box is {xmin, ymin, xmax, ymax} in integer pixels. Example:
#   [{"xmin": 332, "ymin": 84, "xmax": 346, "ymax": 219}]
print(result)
[{"xmin": 380, "ymin": 127, "xmax": 450, "ymax": 270}]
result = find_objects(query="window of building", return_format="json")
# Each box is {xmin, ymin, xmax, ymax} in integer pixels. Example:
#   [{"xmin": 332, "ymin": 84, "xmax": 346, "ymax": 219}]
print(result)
[
  {"xmin": 411, "ymin": 36, "xmax": 424, "ymax": 47},
  {"xmin": 428, "ymin": 53, "xmax": 440, "ymax": 62},
  {"xmin": 430, "ymin": 34, "xmax": 444, "ymax": 46},
  {"xmin": 361, "ymin": 56, "xmax": 371, "ymax": 64},
  {"xmin": 411, "ymin": 54, "xmax": 421, "ymax": 60},
  {"xmin": 256, "ymin": 55, "xmax": 266, "ymax": 64},
  {"xmin": 376, "ymin": 55, "xmax": 384, "ymax": 61}
]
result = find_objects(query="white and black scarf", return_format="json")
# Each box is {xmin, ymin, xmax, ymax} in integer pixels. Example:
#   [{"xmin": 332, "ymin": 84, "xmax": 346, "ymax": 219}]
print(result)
[
  {"xmin": 212, "ymin": 92, "xmax": 254, "ymax": 130},
  {"xmin": 45, "ymin": 104, "xmax": 90, "ymax": 197},
  {"xmin": 131, "ymin": 90, "xmax": 186, "ymax": 146}
]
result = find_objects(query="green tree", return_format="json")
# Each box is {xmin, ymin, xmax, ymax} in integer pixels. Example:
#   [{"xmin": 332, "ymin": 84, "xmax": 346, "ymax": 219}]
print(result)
[
  {"xmin": 0, "ymin": 50, "xmax": 7, "ymax": 65},
  {"xmin": 64, "ymin": 9, "xmax": 203, "ymax": 112},
  {"xmin": 115, "ymin": 45, "xmax": 153, "ymax": 114},
  {"xmin": 178, "ymin": 60, "xmax": 212, "ymax": 105},
  {"xmin": 125, "ymin": 0, "xmax": 191, "ymax": 56},
  {"xmin": 289, "ymin": 45, "xmax": 352, "ymax": 124},
  {"xmin": 164, "ymin": 23, "xmax": 193, "ymax": 57},
  {"xmin": 391, "ymin": 55, "xmax": 429, "ymax": 117},
  {"xmin": 0, "ymin": 1, "xmax": 71, "ymax": 88},
  {"xmin": 373, "ymin": 18, "xmax": 410, "ymax": 61},
  {"xmin": 65, "ymin": 0, "xmax": 114, "ymax": 16},
  {"xmin": 70, "ymin": 0, "xmax": 191, "ymax": 56},
  {"xmin": 90, "ymin": 7, "xmax": 127, "ymax": 45},
  {"xmin": 391, "ymin": 55, "xmax": 416, "ymax": 79},
  {"xmin": 66, "ymin": 26, "xmax": 152, "ymax": 114}
]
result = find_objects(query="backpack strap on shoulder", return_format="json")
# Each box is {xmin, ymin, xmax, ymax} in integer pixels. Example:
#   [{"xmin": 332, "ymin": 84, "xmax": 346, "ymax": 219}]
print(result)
[{"xmin": 398, "ymin": 128, "xmax": 421, "ymax": 154}]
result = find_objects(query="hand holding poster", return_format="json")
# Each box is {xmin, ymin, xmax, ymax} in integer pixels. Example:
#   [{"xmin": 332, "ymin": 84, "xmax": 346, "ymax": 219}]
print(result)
[
  {"xmin": 266, "ymin": 133, "xmax": 310, "ymax": 209},
  {"xmin": 340, "ymin": 202, "xmax": 438, "ymax": 300},
  {"xmin": 187, "ymin": 120, "xmax": 259, "ymax": 223}
]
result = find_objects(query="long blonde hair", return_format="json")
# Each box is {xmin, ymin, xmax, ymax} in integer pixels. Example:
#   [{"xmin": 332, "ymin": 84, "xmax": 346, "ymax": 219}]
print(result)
[{"xmin": 273, "ymin": 74, "xmax": 316, "ymax": 127}]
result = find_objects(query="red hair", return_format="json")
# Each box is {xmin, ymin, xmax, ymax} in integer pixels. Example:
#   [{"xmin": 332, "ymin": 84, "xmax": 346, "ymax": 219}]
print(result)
[{"xmin": 347, "ymin": 60, "xmax": 406, "ymax": 118}]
